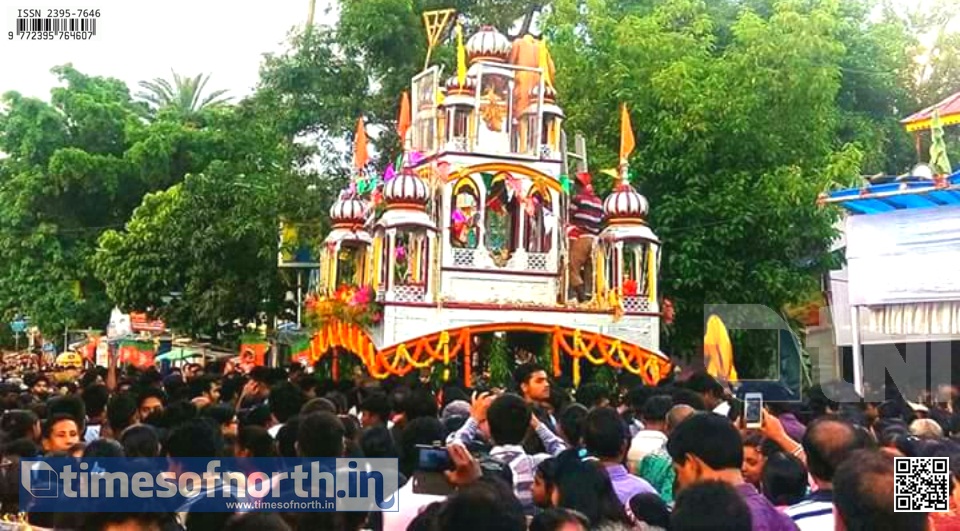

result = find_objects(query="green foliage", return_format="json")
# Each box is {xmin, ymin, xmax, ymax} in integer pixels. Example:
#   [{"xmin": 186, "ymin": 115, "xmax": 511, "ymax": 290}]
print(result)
[
  {"xmin": 544, "ymin": 0, "xmax": 879, "ymax": 365},
  {"xmin": 487, "ymin": 333, "xmax": 511, "ymax": 388},
  {"xmin": 93, "ymin": 101, "xmax": 330, "ymax": 336},
  {"xmin": 0, "ymin": 65, "xmax": 213, "ymax": 332},
  {"xmin": 136, "ymin": 70, "xmax": 232, "ymax": 120},
  {"xmin": 592, "ymin": 366, "xmax": 617, "ymax": 394}
]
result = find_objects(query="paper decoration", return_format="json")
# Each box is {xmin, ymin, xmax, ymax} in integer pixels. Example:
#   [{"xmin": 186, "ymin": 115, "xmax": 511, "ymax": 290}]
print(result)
[
  {"xmin": 480, "ymin": 172, "xmax": 495, "ymax": 190},
  {"xmin": 383, "ymin": 164, "xmax": 396, "ymax": 182},
  {"xmin": 559, "ymin": 174, "xmax": 572, "ymax": 193},
  {"xmin": 506, "ymin": 174, "xmax": 523, "ymax": 198}
]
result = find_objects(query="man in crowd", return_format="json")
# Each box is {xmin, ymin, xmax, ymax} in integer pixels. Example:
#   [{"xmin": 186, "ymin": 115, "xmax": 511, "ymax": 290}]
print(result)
[
  {"xmin": 447, "ymin": 392, "xmax": 567, "ymax": 514},
  {"xmin": 583, "ymin": 406, "xmax": 656, "ymax": 505},
  {"xmin": 667, "ymin": 413, "xmax": 798, "ymax": 530},
  {"xmin": 833, "ymin": 449, "xmax": 928, "ymax": 531},
  {"xmin": 785, "ymin": 417, "xmax": 872, "ymax": 530},
  {"xmin": 515, "ymin": 362, "xmax": 555, "ymax": 428}
]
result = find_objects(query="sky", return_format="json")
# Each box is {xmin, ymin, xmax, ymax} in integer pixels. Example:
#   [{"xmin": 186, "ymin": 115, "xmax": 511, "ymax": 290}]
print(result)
[
  {"xmin": 0, "ymin": 0, "xmax": 337, "ymax": 102},
  {"xmin": 0, "ymin": 0, "xmax": 956, "ymax": 106}
]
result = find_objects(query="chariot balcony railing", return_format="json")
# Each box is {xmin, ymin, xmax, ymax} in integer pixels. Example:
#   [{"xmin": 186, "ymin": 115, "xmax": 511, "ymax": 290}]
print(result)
[{"xmin": 448, "ymin": 247, "xmax": 557, "ymax": 273}]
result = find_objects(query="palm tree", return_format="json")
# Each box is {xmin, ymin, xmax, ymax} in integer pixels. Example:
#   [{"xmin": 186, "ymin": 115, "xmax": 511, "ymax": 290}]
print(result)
[{"xmin": 136, "ymin": 71, "xmax": 232, "ymax": 117}]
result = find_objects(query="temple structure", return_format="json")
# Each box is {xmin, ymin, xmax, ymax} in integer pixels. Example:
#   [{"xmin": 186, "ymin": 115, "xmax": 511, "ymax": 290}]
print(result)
[{"xmin": 312, "ymin": 23, "xmax": 670, "ymax": 385}]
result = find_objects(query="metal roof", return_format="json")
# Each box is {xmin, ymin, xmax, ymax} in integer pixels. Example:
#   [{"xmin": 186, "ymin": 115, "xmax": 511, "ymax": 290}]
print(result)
[{"xmin": 821, "ymin": 171, "xmax": 960, "ymax": 215}]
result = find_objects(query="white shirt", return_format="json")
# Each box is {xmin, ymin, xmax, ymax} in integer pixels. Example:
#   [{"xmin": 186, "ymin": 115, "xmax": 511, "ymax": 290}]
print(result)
[
  {"xmin": 267, "ymin": 423, "xmax": 284, "ymax": 438},
  {"xmin": 626, "ymin": 430, "xmax": 668, "ymax": 471},
  {"xmin": 381, "ymin": 479, "xmax": 445, "ymax": 531},
  {"xmin": 785, "ymin": 490, "xmax": 834, "ymax": 531},
  {"xmin": 713, "ymin": 401, "xmax": 731, "ymax": 417}
]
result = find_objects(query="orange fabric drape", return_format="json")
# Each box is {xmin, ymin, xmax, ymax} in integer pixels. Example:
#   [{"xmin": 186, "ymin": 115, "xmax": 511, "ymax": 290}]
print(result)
[{"xmin": 509, "ymin": 36, "xmax": 555, "ymax": 119}]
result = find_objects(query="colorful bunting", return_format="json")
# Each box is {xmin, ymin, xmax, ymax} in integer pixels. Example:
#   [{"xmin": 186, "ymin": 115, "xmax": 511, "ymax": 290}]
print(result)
[
  {"xmin": 559, "ymin": 174, "xmax": 572, "ymax": 193},
  {"xmin": 480, "ymin": 172, "xmax": 495, "ymax": 190},
  {"xmin": 383, "ymin": 164, "xmax": 396, "ymax": 182}
]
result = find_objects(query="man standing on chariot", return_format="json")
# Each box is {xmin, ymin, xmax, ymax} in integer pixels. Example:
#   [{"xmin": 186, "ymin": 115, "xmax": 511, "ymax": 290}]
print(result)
[{"xmin": 567, "ymin": 172, "xmax": 604, "ymax": 303}]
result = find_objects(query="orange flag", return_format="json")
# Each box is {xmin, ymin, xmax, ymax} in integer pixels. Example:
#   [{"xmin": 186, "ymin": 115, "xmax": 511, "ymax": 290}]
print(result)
[
  {"xmin": 353, "ymin": 117, "xmax": 369, "ymax": 171},
  {"xmin": 397, "ymin": 92, "xmax": 411, "ymax": 146},
  {"xmin": 619, "ymin": 103, "xmax": 635, "ymax": 164}
]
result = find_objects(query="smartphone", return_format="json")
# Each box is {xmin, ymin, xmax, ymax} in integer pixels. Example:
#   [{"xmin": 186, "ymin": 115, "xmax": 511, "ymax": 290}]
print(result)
[
  {"xmin": 744, "ymin": 392, "xmax": 763, "ymax": 429},
  {"xmin": 416, "ymin": 444, "xmax": 453, "ymax": 472}
]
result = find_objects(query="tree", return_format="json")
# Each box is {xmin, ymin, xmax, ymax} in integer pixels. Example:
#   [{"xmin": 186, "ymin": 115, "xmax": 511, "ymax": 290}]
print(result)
[
  {"xmin": 136, "ymin": 70, "xmax": 232, "ymax": 119},
  {"xmin": 0, "ymin": 65, "xmax": 225, "ymax": 334},
  {"xmin": 93, "ymin": 102, "xmax": 333, "ymax": 336},
  {"xmin": 542, "ymin": 0, "xmax": 860, "ymax": 372}
]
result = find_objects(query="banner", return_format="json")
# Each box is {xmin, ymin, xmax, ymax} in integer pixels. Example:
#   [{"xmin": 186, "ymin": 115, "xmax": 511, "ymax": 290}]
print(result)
[
  {"xmin": 847, "ymin": 205, "xmax": 960, "ymax": 306},
  {"xmin": 118, "ymin": 340, "xmax": 155, "ymax": 368},
  {"xmin": 239, "ymin": 340, "xmax": 267, "ymax": 371},
  {"xmin": 129, "ymin": 313, "xmax": 165, "ymax": 333}
]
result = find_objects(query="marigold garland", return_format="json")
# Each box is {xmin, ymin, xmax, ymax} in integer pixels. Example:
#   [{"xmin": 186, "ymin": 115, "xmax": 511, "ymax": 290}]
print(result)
[{"xmin": 309, "ymin": 321, "xmax": 670, "ymax": 387}]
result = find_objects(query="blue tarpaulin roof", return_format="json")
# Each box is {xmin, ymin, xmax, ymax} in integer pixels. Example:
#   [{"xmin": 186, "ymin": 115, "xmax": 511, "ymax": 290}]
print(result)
[{"xmin": 824, "ymin": 171, "xmax": 960, "ymax": 215}]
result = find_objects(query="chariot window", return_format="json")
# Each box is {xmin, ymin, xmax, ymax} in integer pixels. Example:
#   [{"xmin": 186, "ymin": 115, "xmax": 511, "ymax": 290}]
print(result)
[{"xmin": 450, "ymin": 178, "xmax": 480, "ymax": 249}]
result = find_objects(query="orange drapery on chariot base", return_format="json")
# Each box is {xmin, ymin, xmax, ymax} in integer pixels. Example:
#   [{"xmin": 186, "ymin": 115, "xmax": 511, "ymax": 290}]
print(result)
[{"xmin": 308, "ymin": 321, "xmax": 670, "ymax": 387}]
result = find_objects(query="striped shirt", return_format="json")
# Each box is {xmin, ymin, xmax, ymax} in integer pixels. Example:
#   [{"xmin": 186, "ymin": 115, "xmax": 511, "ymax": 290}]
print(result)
[
  {"xmin": 571, "ymin": 192, "xmax": 604, "ymax": 236},
  {"xmin": 785, "ymin": 490, "xmax": 833, "ymax": 531},
  {"xmin": 447, "ymin": 417, "xmax": 567, "ymax": 515}
]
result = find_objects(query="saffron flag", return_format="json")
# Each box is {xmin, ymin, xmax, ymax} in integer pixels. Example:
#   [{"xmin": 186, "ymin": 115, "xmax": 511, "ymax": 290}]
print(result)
[
  {"xmin": 619, "ymin": 103, "xmax": 635, "ymax": 165},
  {"xmin": 353, "ymin": 117, "xmax": 369, "ymax": 171},
  {"xmin": 456, "ymin": 22, "xmax": 467, "ymax": 86},
  {"xmin": 397, "ymin": 92, "xmax": 411, "ymax": 145}
]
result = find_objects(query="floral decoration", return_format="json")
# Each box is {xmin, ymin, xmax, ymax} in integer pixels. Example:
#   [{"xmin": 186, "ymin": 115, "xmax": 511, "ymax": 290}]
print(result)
[{"xmin": 305, "ymin": 285, "xmax": 383, "ymax": 329}]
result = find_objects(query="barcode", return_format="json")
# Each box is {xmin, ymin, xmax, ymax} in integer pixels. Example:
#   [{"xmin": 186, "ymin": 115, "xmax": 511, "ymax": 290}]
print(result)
[{"xmin": 15, "ymin": 18, "xmax": 97, "ymax": 35}]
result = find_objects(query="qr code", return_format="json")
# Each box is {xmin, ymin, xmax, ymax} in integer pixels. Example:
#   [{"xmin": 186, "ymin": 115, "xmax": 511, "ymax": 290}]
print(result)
[{"xmin": 895, "ymin": 457, "xmax": 950, "ymax": 512}]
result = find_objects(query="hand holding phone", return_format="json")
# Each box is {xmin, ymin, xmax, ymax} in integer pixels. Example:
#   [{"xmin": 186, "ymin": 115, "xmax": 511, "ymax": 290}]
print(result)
[
  {"xmin": 416, "ymin": 444, "xmax": 454, "ymax": 472},
  {"xmin": 743, "ymin": 393, "xmax": 763, "ymax": 429}
]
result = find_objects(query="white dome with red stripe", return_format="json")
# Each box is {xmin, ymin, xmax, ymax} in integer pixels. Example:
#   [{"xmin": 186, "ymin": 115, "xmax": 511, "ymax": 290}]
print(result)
[
  {"xmin": 466, "ymin": 25, "xmax": 511, "ymax": 64},
  {"xmin": 604, "ymin": 183, "xmax": 649, "ymax": 221},
  {"xmin": 384, "ymin": 171, "xmax": 430, "ymax": 209},
  {"xmin": 329, "ymin": 192, "xmax": 367, "ymax": 225}
]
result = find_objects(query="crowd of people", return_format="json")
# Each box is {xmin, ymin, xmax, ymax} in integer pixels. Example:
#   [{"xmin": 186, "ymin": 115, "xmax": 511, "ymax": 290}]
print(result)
[{"xmin": 0, "ymin": 358, "xmax": 954, "ymax": 531}]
